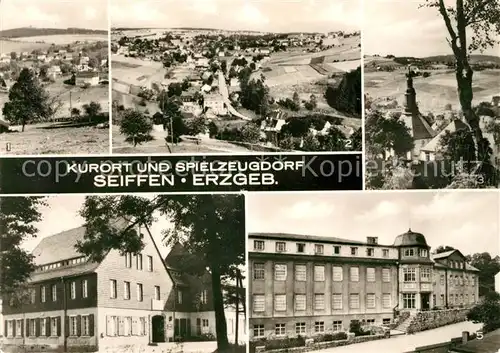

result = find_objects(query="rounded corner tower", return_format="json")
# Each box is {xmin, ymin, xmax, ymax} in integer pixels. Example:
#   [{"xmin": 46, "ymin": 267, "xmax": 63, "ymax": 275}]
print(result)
[{"xmin": 393, "ymin": 229, "xmax": 430, "ymax": 249}]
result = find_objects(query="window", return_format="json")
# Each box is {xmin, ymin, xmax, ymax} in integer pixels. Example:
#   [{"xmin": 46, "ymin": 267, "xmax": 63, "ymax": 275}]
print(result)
[
  {"xmin": 110, "ymin": 280, "xmax": 117, "ymax": 298},
  {"xmin": 332, "ymin": 294, "xmax": 342, "ymax": 309},
  {"xmin": 253, "ymin": 295, "xmax": 265, "ymax": 312},
  {"xmin": 333, "ymin": 246, "xmax": 341, "ymax": 255},
  {"xmin": 314, "ymin": 265, "xmax": 325, "ymax": 281},
  {"xmin": 295, "ymin": 294, "xmax": 306, "ymax": 311},
  {"xmin": 383, "ymin": 318, "xmax": 391, "ymax": 325},
  {"xmin": 382, "ymin": 249, "xmax": 389, "ymax": 257},
  {"xmin": 17, "ymin": 319, "xmax": 23, "ymax": 336},
  {"xmin": 419, "ymin": 249, "xmax": 428, "ymax": 257},
  {"xmin": 40, "ymin": 318, "xmax": 47, "ymax": 337},
  {"xmin": 275, "ymin": 294, "xmax": 286, "ymax": 311},
  {"xmin": 333, "ymin": 266, "xmax": 343, "ymax": 281},
  {"xmin": 349, "ymin": 294, "xmax": 360, "ymax": 309},
  {"xmin": 332, "ymin": 321, "xmax": 342, "ymax": 332},
  {"xmin": 366, "ymin": 248, "xmax": 374, "ymax": 257},
  {"xmin": 70, "ymin": 281, "xmax": 76, "ymax": 299},
  {"xmin": 314, "ymin": 244, "xmax": 324, "ymax": 255},
  {"xmin": 106, "ymin": 316, "xmax": 118, "ymax": 336},
  {"xmin": 367, "ymin": 268, "xmax": 375, "ymax": 282},
  {"xmin": 125, "ymin": 253, "xmax": 132, "ymax": 268},
  {"xmin": 295, "ymin": 264, "xmax": 306, "ymax": 281},
  {"xmin": 7, "ymin": 320, "xmax": 13, "ymax": 337},
  {"xmin": 82, "ymin": 316, "xmax": 90, "ymax": 336},
  {"xmin": 82, "ymin": 280, "xmax": 88, "ymax": 298},
  {"xmin": 136, "ymin": 254, "xmax": 143, "ymax": 270},
  {"xmin": 296, "ymin": 243, "xmax": 305, "ymax": 253},
  {"xmin": 124, "ymin": 317, "xmax": 132, "ymax": 336},
  {"xmin": 403, "ymin": 268, "xmax": 416, "ymax": 282},
  {"xmin": 440, "ymin": 294, "xmax": 445, "ymax": 305},
  {"xmin": 275, "ymin": 323, "xmax": 286, "ymax": 336},
  {"xmin": 276, "ymin": 242, "xmax": 286, "ymax": 252},
  {"xmin": 382, "ymin": 268, "xmax": 390, "ymax": 282},
  {"xmin": 472, "ymin": 294, "xmax": 475, "ymax": 303},
  {"xmin": 382, "ymin": 294, "xmax": 391, "ymax": 308},
  {"xmin": 314, "ymin": 321, "xmax": 324, "ymax": 333},
  {"xmin": 201, "ymin": 289, "xmax": 208, "ymax": 304},
  {"xmin": 254, "ymin": 240, "xmax": 265, "ymax": 251},
  {"xmin": 177, "ymin": 289, "xmax": 182, "ymax": 304},
  {"xmin": 366, "ymin": 294, "xmax": 375, "ymax": 308},
  {"xmin": 137, "ymin": 283, "xmax": 143, "ymax": 302},
  {"xmin": 274, "ymin": 264, "xmax": 287, "ymax": 281},
  {"xmin": 154, "ymin": 286, "xmax": 160, "ymax": 300},
  {"xmin": 366, "ymin": 319, "xmax": 375, "ymax": 325},
  {"xmin": 440, "ymin": 275, "xmax": 445, "ymax": 285},
  {"xmin": 253, "ymin": 263, "xmax": 265, "ymax": 280},
  {"xmin": 350, "ymin": 247, "xmax": 358, "ymax": 255},
  {"xmin": 421, "ymin": 268, "xmax": 431, "ymax": 282},
  {"xmin": 69, "ymin": 316, "xmax": 78, "ymax": 336},
  {"xmin": 455, "ymin": 276, "xmax": 459, "ymax": 285},
  {"xmin": 314, "ymin": 294, "xmax": 325, "ymax": 310},
  {"xmin": 459, "ymin": 276, "xmax": 464, "ymax": 286},
  {"xmin": 350, "ymin": 267, "xmax": 359, "ymax": 282},
  {"xmin": 465, "ymin": 276, "xmax": 469, "ymax": 286},
  {"xmin": 41, "ymin": 286, "xmax": 46, "ymax": 302},
  {"xmin": 465, "ymin": 294, "xmax": 469, "ymax": 304},
  {"xmin": 404, "ymin": 248, "xmax": 415, "ymax": 257},
  {"xmin": 253, "ymin": 324, "xmax": 264, "ymax": 338},
  {"xmin": 50, "ymin": 317, "xmax": 58, "ymax": 336},
  {"xmin": 52, "ymin": 284, "xmax": 57, "ymax": 301},
  {"xmin": 295, "ymin": 322, "xmax": 306, "ymax": 334},
  {"xmin": 403, "ymin": 293, "xmax": 416, "ymax": 309},
  {"xmin": 147, "ymin": 256, "xmax": 153, "ymax": 271},
  {"xmin": 140, "ymin": 317, "xmax": 146, "ymax": 336}
]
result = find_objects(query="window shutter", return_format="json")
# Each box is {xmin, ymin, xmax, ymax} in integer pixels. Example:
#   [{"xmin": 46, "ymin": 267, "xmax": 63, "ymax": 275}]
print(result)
[
  {"xmin": 36, "ymin": 318, "xmax": 40, "ymax": 337},
  {"xmin": 46, "ymin": 318, "xmax": 51, "ymax": 337},
  {"xmin": 64, "ymin": 316, "xmax": 69, "ymax": 337},
  {"xmin": 89, "ymin": 314, "xmax": 94, "ymax": 337},
  {"xmin": 106, "ymin": 316, "xmax": 111, "ymax": 336},
  {"xmin": 131, "ymin": 317, "xmax": 138, "ymax": 336},
  {"xmin": 76, "ymin": 315, "xmax": 82, "ymax": 336},
  {"xmin": 57, "ymin": 317, "xmax": 61, "ymax": 337},
  {"xmin": 13, "ymin": 320, "xmax": 17, "ymax": 337},
  {"xmin": 4, "ymin": 321, "xmax": 7, "ymax": 337},
  {"xmin": 20, "ymin": 320, "xmax": 24, "ymax": 337}
]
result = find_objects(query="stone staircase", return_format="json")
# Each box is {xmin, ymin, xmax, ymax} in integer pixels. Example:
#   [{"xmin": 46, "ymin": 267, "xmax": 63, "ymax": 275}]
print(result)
[{"xmin": 393, "ymin": 311, "xmax": 417, "ymax": 334}]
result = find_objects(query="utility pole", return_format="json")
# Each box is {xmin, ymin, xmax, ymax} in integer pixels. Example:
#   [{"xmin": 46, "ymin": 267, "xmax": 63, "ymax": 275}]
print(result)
[{"xmin": 234, "ymin": 270, "xmax": 239, "ymax": 345}]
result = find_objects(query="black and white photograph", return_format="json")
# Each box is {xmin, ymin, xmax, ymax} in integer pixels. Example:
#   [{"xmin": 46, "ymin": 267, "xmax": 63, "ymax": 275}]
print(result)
[
  {"xmin": 110, "ymin": 0, "xmax": 362, "ymax": 154},
  {"xmin": 247, "ymin": 191, "xmax": 500, "ymax": 352},
  {"xmin": 0, "ymin": 194, "xmax": 246, "ymax": 353},
  {"xmin": 0, "ymin": 0, "xmax": 110, "ymax": 155},
  {"xmin": 364, "ymin": 0, "xmax": 500, "ymax": 189}
]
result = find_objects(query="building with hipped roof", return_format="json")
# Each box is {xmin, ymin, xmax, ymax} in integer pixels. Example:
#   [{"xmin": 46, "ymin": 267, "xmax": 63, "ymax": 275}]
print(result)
[
  {"xmin": 2, "ymin": 219, "xmax": 245, "ymax": 352},
  {"xmin": 248, "ymin": 230, "xmax": 479, "ymax": 340}
]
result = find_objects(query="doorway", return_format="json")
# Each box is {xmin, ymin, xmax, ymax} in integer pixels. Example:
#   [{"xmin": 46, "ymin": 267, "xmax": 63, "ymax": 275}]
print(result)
[
  {"xmin": 152, "ymin": 315, "xmax": 165, "ymax": 343},
  {"xmin": 421, "ymin": 293, "xmax": 430, "ymax": 310}
]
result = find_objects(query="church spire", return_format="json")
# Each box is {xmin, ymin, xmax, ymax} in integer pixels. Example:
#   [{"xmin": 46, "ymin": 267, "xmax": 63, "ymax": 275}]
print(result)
[{"xmin": 404, "ymin": 65, "xmax": 418, "ymax": 115}]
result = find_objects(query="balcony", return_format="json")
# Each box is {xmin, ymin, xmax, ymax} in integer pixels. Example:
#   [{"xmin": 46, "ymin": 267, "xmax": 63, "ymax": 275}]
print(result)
[{"xmin": 151, "ymin": 299, "xmax": 165, "ymax": 311}]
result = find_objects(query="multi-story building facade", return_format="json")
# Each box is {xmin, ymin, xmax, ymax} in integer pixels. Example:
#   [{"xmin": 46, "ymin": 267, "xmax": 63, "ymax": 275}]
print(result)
[
  {"xmin": 2, "ymin": 220, "xmax": 245, "ymax": 352},
  {"xmin": 248, "ymin": 230, "xmax": 479, "ymax": 339}
]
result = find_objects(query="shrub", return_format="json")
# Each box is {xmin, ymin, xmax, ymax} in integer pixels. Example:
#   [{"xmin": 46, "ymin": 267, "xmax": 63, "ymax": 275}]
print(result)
[{"xmin": 313, "ymin": 332, "xmax": 347, "ymax": 342}]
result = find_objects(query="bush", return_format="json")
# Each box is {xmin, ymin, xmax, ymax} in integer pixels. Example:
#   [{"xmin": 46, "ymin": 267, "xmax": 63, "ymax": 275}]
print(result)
[
  {"xmin": 313, "ymin": 332, "xmax": 347, "ymax": 342},
  {"xmin": 265, "ymin": 336, "xmax": 306, "ymax": 350},
  {"xmin": 349, "ymin": 320, "xmax": 371, "ymax": 337}
]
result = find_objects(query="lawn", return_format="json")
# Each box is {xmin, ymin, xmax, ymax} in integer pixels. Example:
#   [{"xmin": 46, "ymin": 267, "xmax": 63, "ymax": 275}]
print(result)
[{"xmin": 0, "ymin": 123, "xmax": 109, "ymax": 155}]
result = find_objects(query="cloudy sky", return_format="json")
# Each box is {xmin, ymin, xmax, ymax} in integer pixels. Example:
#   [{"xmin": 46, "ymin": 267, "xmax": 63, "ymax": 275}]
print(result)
[
  {"xmin": 364, "ymin": 0, "xmax": 500, "ymax": 57},
  {"xmin": 0, "ymin": 0, "xmax": 108, "ymax": 30},
  {"xmin": 247, "ymin": 191, "xmax": 500, "ymax": 257},
  {"xmin": 21, "ymin": 195, "xmax": 172, "ymax": 258},
  {"xmin": 111, "ymin": 0, "xmax": 361, "ymax": 33}
]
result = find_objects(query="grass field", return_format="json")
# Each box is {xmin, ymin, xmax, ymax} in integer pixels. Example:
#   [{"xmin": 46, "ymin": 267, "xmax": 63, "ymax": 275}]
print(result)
[
  {"xmin": 0, "ymin": 123, "xmax": 109, "ymax": 155},
  {"xmin": 0, "ymin": 34, "xmax": 107, "ymax": 52},
  {"xmin": 111, "ymin": 55, "xmax": 166, "ymax": 87},
  {"xmin": 365, "ymin": 68, "xmax": 500, "ymax": 113}
]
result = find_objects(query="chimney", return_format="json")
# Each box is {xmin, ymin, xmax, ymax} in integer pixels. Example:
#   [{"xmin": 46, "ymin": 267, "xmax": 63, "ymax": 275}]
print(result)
[
  {"xmin": 367, "ymin": 237, "xmax": 378, "ymax": 245},
  {"xmin": 462, "ymin": 331, "xmax": 469, "ymax": 344}
]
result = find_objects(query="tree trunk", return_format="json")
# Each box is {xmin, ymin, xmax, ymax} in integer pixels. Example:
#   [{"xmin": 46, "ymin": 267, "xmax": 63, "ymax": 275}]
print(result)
[
  {"xmin": 210, "ymin": 264, "xmax": 229, "ymax": 351},
  {"xmin": 22, "ymin": 122, "xmax": 26, "ymax": 132}
]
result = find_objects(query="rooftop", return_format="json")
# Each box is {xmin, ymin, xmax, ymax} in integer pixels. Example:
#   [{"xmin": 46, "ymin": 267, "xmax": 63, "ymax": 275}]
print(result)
[
  {"xmin": 393, "ymin": 229, "xmax": 429, "ymax": 247},
  {"xmin": 249, "ymin": 232, "xmax": 366, "ymax": 245}
]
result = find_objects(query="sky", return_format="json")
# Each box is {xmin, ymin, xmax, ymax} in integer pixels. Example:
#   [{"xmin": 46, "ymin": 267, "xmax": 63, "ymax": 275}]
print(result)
[
  {"xmin": 0, "ymin": 0, "xmax": 108, "ymax": 31},
  {"xmin": 363, "ymin": 0, "xmax": 500, "ymax": 57},
  {"xmin": 21, "ymin": 195, "xmax": 173, "ymax": 258},
  {"xmin": 110, "ymin": 0, "xmax": 361, "ymax": 33},
  {"xmin": 247, "ymin": 191, "xmax": 500, "ymax": 257}
]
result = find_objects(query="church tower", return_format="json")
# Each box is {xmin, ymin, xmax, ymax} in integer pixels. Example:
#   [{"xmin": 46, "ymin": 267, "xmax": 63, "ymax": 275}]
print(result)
[{"xmin": 404, "ymin": 66, "xmax": 418, "ymax": 115}]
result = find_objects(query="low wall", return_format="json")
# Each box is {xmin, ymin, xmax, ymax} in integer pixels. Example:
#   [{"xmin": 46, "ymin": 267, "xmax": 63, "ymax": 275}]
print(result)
[
  {"xmin": 253, "ymin": 334, "xmax": 387, "ymax": 353},
  {"xmin": 406, "ymin": 309, "xmax": 469, "ymax": 334}
]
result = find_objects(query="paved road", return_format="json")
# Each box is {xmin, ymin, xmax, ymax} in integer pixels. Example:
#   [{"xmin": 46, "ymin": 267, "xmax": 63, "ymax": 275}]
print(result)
[
  {"xmin": 309, "ymin": 321, "xmax": 482, "ymax": 353},
  {"xmin": 217, "ymin": 71, "xmax": 251, "ymax": 121}
]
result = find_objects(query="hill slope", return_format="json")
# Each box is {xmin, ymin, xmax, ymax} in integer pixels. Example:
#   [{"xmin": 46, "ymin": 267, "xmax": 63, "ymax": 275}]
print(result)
[{"xmin": 0, "ymin": 27, "xmax": 107, "ymax": 38}]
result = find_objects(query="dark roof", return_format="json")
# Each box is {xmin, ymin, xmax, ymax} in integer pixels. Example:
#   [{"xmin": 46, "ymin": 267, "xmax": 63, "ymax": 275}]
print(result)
[
  {"xmin": 32, "ymin": 227, "xmax": 87, "ymax": 266},
  {"xmin": 403, "ymin": 112, "xmax": 435, "ymax": 140},
  {"xmin": 432, "ymin": 250, "xmax": 457, "ymax": 260},
  {"xmin": 30, "ymin": 262, "xmax": 99, "ymax": 283},
  {"xmin": 451, "ymin": 328, "xmax": 500, "ymax": 352},
  {"xmin": 76, "ymin": 71, "xmax": 99, "ymax": 78},
  {"xmin": 393, "ymin": 229, "xmax": 429, "ymax": 247},
  {"xmin": 249, "ymin": 232, "xmax": 366, "ymax": 245}
]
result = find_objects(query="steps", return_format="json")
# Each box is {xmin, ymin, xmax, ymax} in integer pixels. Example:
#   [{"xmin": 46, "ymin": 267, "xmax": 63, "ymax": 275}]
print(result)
[{"xmin": 394, "ymin": 312, "xmax": 417, "ymax": 333}]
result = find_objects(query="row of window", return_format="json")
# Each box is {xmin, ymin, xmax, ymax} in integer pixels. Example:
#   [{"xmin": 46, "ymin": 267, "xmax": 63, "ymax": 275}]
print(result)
[
  {"xmin": 29, "ymin": 280, "xmax": 89, "ymax": 304},
  {"xmin": 402, "ymin": 248, "xmax": 428, "ymax": 258},
  {"xmin": 403, "ymin": 268, "xmax": 431, "ymax": 282},
  {"xmin": 253, "ymin": 293, "xmax": 392, "ymax": 312},
  {"xmin": 254, "ymin": 263, "xmax": 392, "ymax": 282},
  {"xmin": 253, "ymin": 319, "xmax": 391, "ymax": 338},
  {"xmin": 4, "ymin": 315, "xmax": 94, "ymax": 338},
  {"xmin": 37, "ymin": 257, "xmax": 87, "ymax": 272},
  {"xmin": 439, "ymin": 274, "xmax": 476, "ymax": 286},
  {"xmin": 124, "ymin": 253, "xmax": 154, "ymax": 272},
  {"xmin": 105, "ymin": 316, "xmax": 147, "ymax": 337},
  {"xmin": 254, "ymin": 240, "xmax": 391, "ymax": 258}
]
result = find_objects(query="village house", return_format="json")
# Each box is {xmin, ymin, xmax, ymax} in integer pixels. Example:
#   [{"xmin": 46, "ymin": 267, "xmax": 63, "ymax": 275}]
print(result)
[
  {"xmin": 47, "ymin": 66, "xmax": 62, "ymax": 81},
  {"xmin": 1, "ymin": 220, "xmax": 245, "ymax": 352},
  {"xmin": 260, "ymin": 110, "xmax": 287, "ymax": 143},
  {"xmin": 75, "ymin": 71, "xmax": 100, "ymax": 87},
  {"xmin": 203, "ymin": 93, "xmax": 226, "ymax": 116}
]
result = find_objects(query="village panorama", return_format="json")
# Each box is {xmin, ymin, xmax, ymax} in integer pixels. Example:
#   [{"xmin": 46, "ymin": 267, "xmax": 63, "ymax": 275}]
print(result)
[
  {"xmin": 110, "ymin": 1, "xmax": 362, "ymax": 154},
  {"xmin": 0, "ymin": 0, "xmax": 110, "ymax": 155}
]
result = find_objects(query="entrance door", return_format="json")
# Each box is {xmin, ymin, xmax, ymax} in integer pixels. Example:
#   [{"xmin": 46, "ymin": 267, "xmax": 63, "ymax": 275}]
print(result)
[
  {"xmin": 180, "ymin": 318, "xmax": 188, "ymax": 338},
  {"xmin": 421, "ymin": 293, "xmax": 430, "ymax": 310},
  {"xmin": 152, "ymin": 315, "xmax": 166, "ymax": 343}
]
